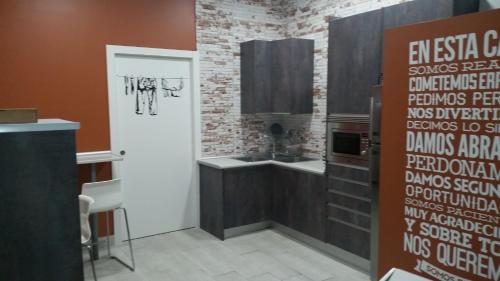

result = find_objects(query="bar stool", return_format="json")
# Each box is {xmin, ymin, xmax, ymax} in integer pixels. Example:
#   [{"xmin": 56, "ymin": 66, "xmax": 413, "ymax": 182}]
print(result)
[
  {"xmin": 81, "ymin": 179, "xmax": 136, "ymax": 271},
  {"xmin": 79, "ymin": 195, "xmax": 98, "ymax": 281}
]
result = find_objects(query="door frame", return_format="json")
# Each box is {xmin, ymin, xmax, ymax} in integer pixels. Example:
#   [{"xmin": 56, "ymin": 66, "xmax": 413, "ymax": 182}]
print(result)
[{"xmin": 105, "ymin": 45, "xmax": 201, "ymax": 241}]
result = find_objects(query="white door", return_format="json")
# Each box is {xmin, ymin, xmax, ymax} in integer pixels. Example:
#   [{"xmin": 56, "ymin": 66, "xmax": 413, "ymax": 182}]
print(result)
[{"xmin": 106, "ymin": 46, "xmax": 199, "ymax": 240}]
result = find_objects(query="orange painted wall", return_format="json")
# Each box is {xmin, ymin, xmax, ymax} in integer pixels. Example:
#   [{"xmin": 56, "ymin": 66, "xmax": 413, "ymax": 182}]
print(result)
[
  {"xmin": 0, "ymin": 0, "xmax": 196, "ymax": 150},
  {"xmin": 0, "ymin": 0, "xmax": 196, "ymax": 235}
]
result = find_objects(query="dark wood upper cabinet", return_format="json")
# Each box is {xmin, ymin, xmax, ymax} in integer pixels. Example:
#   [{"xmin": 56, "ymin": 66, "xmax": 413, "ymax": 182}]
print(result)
[
  {"xmin": 382, "ymin": 0, "xmax": 478, "ymax": 71},
  {"xmin": 327, "ymin": 0, "xmax": 478, "ymax": 114},
  {"xmin": 327, "ymin": 9, "xmax": 383, "ymax": 115},
  {"xmin": 241, "ymin": 40, "xmax": 272, "ymax": 114},
  {"xmin": 383, "ymin": 0, "xmax": 479, "ymax": 30},
  {"xmin": 272, "ymin": 39, "xmax": 314, "ymax": 114},
  {"xmin": 241, "ymin": 38, "xmax": 314, "ymax": 114}
]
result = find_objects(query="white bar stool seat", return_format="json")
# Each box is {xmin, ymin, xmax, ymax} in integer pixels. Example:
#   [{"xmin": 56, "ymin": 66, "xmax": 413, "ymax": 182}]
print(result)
[{"xmin": 81, "ymin": 178, "xmax": 135, "ymax": 271}]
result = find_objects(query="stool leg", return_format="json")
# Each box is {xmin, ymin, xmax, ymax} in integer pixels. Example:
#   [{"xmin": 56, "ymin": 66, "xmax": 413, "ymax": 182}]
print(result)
[
  {"xmin": 106, "ymin": 211, "xmax": 111, "ymax": 257},
  {"xmin": 122, "ymin": 207, "xmax": 136, "ymax": 270},
  {"xmin": 89, "ymin": 214, "xmax": 99, "ymax": 260},
  {"xmin": 109, "ymin": 207, "xmax": 135, "ymax": 271},
  {"xmin": 86, "ymin": 245, "xmax": 98, "ymax": 281}
]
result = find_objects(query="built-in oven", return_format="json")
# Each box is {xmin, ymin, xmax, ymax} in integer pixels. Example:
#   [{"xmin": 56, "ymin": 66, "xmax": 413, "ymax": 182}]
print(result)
[{"xmin": 327, "ymin": 114, "xmax": 370, "ymax": 167}]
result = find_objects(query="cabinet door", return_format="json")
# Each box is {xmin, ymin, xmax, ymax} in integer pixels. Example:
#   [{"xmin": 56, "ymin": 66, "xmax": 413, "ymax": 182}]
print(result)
[
  {"xmin": 241, "ymin": 40, "xmax": 272, "ymax": 114},
  {"xmin": 382, "ymin": 0, "xmax": 478, "ymax": 68},
  {"xmin": 272, "ymin": 166, "xmax": 294, "ymax": 226},
  {"xmin": 383, "ymin": 0, "xmax": 450, "ymax": 30},
  {"xmin": 271, "ymin": 39, "xmax": 314, "ymax": 114},
  {"xmin": 290, "ymin": 39, "xmax": 314, "ymax": 114},
  {"xmin": 223, "ymin": 166, "xmax": 272, "ymax": 229},
  {"xmin": 291, "ymin": 171, "xmax": 325, "ymax": 240},
  {"xmin": 327, "ymin": 9, "xmax": 383, "ymax": 114},
  {"xmin": 273, "ymin": 167, "xmax": 325, "ymax": 241},
  {"xmin": 200, "ymin": 165, "xmax": 224, "ymax": 239},
  {"xmin": 271, "ymin": 40, "xmax": 292, "ymax": 113},
  {"xmin": 383, "ymin": 0, "xmax": 478, "ymax": 30}
]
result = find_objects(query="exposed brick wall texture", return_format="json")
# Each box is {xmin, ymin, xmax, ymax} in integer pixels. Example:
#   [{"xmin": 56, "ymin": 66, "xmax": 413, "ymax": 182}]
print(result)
[{"xmin": 197, "ymin": 0, "xmax": 410, "ymax": 157}]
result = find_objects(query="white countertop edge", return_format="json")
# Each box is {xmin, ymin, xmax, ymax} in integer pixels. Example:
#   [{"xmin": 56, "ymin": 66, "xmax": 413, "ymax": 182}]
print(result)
[
  {"xmin": 76, "ymin": 150, "xmax": 124, "ymax": 164},
  {"xmin": 198, "ymin": 155, "xmax": 246, "ymax": 160},
  {"xmin": 198, "ymin": 156, "xmax": 325, "ymax": 175},
  {"xmin": 271, "ymin": 160, "xmax": 325, "ymax": 175},
  {"xmin": 0, "ymin": 119, "xmax": 80, "ymax": 133},
  {"xmin": 198, "ymin": 158, "xmax": 273, "ymax": 169}
]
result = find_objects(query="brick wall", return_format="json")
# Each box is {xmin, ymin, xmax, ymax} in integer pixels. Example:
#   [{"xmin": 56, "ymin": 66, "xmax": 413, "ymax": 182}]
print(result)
[
  {"xmin": 197, "ymin": 0, "xmax": 286, "ymax": 156},
  {"xmin": 197, "ymin": 0, "xmax": 410, "ymax": 157}
]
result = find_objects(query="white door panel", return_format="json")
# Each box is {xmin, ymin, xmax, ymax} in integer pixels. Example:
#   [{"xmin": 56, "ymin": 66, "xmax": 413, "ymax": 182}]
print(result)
[{"xmin": 108, "ymin": 49, "xmax": 196, "ymax": 239}]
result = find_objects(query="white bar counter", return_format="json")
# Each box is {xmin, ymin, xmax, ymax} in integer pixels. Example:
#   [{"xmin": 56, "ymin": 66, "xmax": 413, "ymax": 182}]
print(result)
[
  {"xmin": 77, "ymin": 150, "xmax": 123, "ymax": 164},
  {"xmin": 0, "ymin": 119, "xmax": 80, "ymax": 133}
]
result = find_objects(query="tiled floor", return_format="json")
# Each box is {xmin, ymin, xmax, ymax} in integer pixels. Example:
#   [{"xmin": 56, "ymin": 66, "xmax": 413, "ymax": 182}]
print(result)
[{"xmin": 83, "ymin": 228, "xmax": 369, "ymax": 281}]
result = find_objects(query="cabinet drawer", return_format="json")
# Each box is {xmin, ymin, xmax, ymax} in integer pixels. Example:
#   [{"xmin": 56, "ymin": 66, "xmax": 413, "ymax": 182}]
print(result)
[
  {"xmin": 327, "ymin": 204, "xmax": 370, "ymax": 230},
  {"xmin": 326, "ymin": 219, "xmax": 370, "ymax": 259},
  {"xmin": 326, "ymin": 164, "xmax": 369, "ymax": 183},
  {"xmin": 327, "ymin": 190, "xmax": 371, "ymax": 214},
  {"xmin": 328, "ymin": 177, "xmax": 371, "ymax": 199}
]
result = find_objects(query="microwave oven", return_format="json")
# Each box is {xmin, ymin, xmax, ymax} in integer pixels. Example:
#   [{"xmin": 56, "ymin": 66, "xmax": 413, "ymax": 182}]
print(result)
[{"xmin": 327, "ymin": 114, "xmax": 370, "ymax": 167}]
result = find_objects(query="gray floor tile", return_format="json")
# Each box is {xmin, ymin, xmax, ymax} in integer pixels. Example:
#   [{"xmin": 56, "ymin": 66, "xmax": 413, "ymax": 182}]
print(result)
[
  {"xmin": 213, "ymin": 271, "xmax": 247, "ymax": 281},
  {"xmin": 230, "ymin": 250, "xmax": 299, "ymax": 280},
  {"xmin": 283, "ymin": 275, "xmax": 313, "ymax": 281},
  {"xmin": 82, "ymin": 228, "xmax": 369, "ymax": 281},
  {"xmin": 272, "ymin": 252, "xmax": 333, "ymax": 281},
  {"xmin": 248, "ymin": 273, "xmax": 281, "ymax": 281}
]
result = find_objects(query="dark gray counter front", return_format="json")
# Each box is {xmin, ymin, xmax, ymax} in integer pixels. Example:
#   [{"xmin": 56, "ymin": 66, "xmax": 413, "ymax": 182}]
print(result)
[{"xmin": 0, "ymin": 120, "xmax": 83, "ymax": 281}]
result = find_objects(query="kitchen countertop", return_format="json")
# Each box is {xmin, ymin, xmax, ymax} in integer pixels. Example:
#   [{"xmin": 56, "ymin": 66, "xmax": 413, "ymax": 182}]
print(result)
[
  {"xmin": 198, "ymin": 156, "xmax": 325, "ymax": 175},
  {"xmin": 76, "ymin": 150, "xmax": 123, "ymax": 165},
  {"xmin": 0, "ymin": 119, "xmax": 80, "ymax": 133}
]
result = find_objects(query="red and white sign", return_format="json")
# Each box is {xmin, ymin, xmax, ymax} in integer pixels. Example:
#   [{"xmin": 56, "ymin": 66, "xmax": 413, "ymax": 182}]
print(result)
[{"xmin": 378, "ymin": 10, "xmax": 500, "ymax": 281}]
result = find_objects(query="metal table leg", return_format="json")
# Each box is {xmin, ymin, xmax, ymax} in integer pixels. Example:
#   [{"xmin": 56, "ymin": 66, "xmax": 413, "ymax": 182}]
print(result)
[{"xmin": 90, "ymin": 163, "xmax": 100, "ymax": 260}]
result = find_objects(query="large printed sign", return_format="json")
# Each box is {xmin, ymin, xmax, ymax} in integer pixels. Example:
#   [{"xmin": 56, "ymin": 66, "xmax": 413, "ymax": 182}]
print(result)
[{"xmin": 378, "ymin": 10, "xmax": 500, "ymax": 281}]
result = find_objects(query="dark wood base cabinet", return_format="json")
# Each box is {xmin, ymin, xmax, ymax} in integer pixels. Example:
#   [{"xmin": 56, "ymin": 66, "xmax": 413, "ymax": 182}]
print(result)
[
  {"xmin": 0, "ymin": 130, "xmax": 83, "ymax": 281},
  {"xmin": 224, "ymin": 167, "xmax": 272, "ymax": 229},
  {"xmin": 272, "ymin": 166, "xmax": 325, "ymax": 241},
  {"xmin": 200, "ymin": 165, "xmax": 272, "ymax": 240},
  {"xmin": 325, "ymin": 164, "xmax": 372, "ymax": 259},
  {"xmin": 200, "ymin": 165, "xmax": 225, "ymax": 239},
  {"xmin": 200, "ymin": 162, "xmax": 375, "ymax": 261},
  {"xmin": 200, "ymin": 164, "xmax": 325, "ymax": 241}
]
